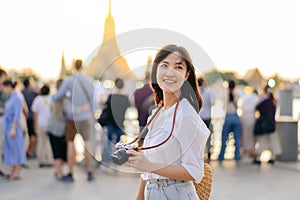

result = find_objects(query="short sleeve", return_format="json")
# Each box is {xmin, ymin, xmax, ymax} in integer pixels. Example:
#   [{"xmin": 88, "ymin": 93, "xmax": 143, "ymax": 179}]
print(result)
[
  {"xmin": 12, "ymin": 97, "xmax": 22, "ymax": 122},
  {"xmin": 174, "ymin": 107, "xmax": 210, "ymax": 183}
]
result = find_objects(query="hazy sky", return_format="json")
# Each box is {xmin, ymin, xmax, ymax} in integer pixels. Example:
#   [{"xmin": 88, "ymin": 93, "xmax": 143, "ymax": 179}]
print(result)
[{"xmin": 1, "ymin": 0, "xmax": 300, "ymax": 80}]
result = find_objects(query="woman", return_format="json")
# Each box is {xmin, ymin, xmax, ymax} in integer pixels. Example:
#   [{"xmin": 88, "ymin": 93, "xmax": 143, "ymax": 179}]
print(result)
[
  {"xmin": 198, "ymin": 77, "xmax": 215, "ymax": 162},
  {"xmin": 102, "ymin": 78, "xmax": 130, "ymax": 163},
  {"xmin": 126, "ymin": 44, "xmax": 210, "ymax": 199},
  {"xmin": 47, "ymin": 79, "xmax": 67, "ymax": 179},
  {"xmin": 218, "ymin": 79, "xmax": 242, "ymax": 161},
  {"xmin": 32, "ymin": 84, "xmax": 53, "ymax": 167},
  {"xmin": 253, "ymin": 85, "xmax": 281, "ymax": 164},
  {"xmin": 240, "ymin": 88, "xmax": 259, "ymax": 160},
  {"xmin": 2, "ymin": 79, "xmax": 25, "ymax": 180}
]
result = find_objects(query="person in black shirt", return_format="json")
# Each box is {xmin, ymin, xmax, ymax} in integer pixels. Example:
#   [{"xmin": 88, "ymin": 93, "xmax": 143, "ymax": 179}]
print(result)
[
  {"xmin": 133, "ymin": 72, "xmax": 154, "ymax": 147},
  {"xmin": 101, "ymin": 78, "xmax": 130, "ymax": 164},
  {"xmin": 21, "ymin": 78, "xmax": 38, "ymax": 158}
]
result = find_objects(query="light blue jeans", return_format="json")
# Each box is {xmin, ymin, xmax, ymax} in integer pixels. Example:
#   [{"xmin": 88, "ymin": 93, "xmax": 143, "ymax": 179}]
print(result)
[{"xmin": 145, "ymin": 179, "xmax": 199, "ymax": 200}]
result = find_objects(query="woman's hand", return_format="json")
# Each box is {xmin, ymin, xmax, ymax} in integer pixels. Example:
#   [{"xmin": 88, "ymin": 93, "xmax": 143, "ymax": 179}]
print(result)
[
  {"xmin": 127, "ymin": 150, "xmax": 194, "ymax": 181},
  {"xmin": 126, "ymin": 150, "xmax": 155, "ymax": 172},
  {"xmin": 10, "ymin": 129, "xmax": 16, "ymax": 138},
  {"xmin": 80, "ymin": 104, "xmax": 90, "ymax": 112},
  {"xmin": 0, "ymin": 108, "xmax": 4, "ymax": 115}
]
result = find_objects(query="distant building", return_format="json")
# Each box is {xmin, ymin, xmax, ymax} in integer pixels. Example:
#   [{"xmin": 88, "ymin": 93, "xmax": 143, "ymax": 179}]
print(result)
[
  {"xmin": 58, "ymin": 50, "xmax": 71, "ymax": 79},
  {"xmin": 85, "ymin": 0, "xmax": 136, "ymax": 82},
  {"xmin": 243, "ymin": 68, "xmax": 265, "ymax": 89}
]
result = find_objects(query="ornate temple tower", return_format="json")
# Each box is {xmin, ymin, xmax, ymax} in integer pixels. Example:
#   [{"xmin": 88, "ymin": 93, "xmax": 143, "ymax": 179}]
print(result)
[
  {"xmin": 58, "ymin": 50, "xmax": 69, "ymax": 79},
  {"xmin": 85, "ymin": 0, "xmax": 136, "ymax": 81},
  {"xmin": 145, "ymin": 55, "xmax": 152, "ymax": 77}
]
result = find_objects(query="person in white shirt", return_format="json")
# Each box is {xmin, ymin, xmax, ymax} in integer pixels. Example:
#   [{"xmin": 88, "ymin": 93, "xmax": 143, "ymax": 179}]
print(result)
[
  {"xmin": 198, "ymin": 77, "xmax": 215, "ymax": 162},
  {"xmin": 31, "ymin": 84, "xmax": 53, "ymax": 167},
  {"xmin": 240, "ymin": 88, "xmax": 259, "ymax": 159},
  {"xmin": 126, "ymin": 44, "xmax": 210, "ymax": 200}
]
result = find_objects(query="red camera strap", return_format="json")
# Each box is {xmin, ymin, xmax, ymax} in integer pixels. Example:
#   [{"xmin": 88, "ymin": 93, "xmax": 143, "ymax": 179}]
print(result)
[{"xmin": 127, "ymin": 100, "xmax": 180, "ymax": 151}]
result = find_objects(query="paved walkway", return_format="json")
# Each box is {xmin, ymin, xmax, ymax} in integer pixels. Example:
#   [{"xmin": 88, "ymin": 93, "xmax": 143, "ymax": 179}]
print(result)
[{"xmin": 1, "ymin": 159, "xmax": 300, "ymax": 200}]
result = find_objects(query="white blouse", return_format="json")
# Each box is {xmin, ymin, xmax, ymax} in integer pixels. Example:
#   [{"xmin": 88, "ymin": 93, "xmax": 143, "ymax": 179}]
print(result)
[{"xmin": 141, "ymin": 98, "xmax": 210, "ymax": 183}]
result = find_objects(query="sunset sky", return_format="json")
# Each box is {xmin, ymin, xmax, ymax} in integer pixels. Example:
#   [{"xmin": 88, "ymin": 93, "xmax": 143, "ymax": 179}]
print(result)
[{"xmin": 1, "ymin": 0, "xmax": 300, "ymax": 80}]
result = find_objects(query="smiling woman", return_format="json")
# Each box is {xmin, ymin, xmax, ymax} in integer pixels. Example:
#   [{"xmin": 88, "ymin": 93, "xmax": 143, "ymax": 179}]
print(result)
[{"xmin": 124, "ymin": 44, "xmax": 210, "ymax": 200}]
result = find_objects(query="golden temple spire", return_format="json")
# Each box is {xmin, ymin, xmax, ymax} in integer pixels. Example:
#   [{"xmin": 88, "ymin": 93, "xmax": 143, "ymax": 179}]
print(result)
[
  {"xmin": 109, "ymin": 0, "xmax": 111, "ymax": 16},
  {"xmin": 59, "ymin": 49, "xmax": 67, "ymax": 79},
  {"xmin": 103, "ymin": 0, "xmax": 115, "ymax": 42},
  {"xmin": 85, "ymin": 0, "xmax": 137, "ymax": 82}
]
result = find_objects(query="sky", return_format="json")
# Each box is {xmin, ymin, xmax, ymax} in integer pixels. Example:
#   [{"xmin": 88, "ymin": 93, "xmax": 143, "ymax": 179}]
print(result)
[{"xmin": 0, "ymin": 0, "xmax": 300, "ymax": 81}]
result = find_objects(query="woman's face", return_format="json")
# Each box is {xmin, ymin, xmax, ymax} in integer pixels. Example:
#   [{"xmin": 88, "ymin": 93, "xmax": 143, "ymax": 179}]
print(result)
[
  {"xmin": 3, "ymin": 85, "xmax": 12, "ymax": 95},
  {"xmin": 156, "ymin": 51, "xmax": 189, "ymax": 96}
]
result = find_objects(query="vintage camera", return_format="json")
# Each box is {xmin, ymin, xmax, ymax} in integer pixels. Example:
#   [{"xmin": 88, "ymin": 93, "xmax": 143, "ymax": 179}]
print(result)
[{"xmin": 111, "ymin": 142, "xmax": 136, "ymax": 165}]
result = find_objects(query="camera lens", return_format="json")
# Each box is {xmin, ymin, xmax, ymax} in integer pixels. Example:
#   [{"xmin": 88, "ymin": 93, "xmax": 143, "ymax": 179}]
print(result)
[{"xmin": 111, "ymin": 149, "xmax": 129, "ymax": 165}]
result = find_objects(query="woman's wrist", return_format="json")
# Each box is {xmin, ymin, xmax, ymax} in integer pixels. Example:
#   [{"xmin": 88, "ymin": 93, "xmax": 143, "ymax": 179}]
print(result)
[
  {"xmin": 147, "ymin": 162, "xmax": 167, "ymax": 173},
  {"xmin": 135, "ymin": 194, "xmax": 144, "ymax": 200}
]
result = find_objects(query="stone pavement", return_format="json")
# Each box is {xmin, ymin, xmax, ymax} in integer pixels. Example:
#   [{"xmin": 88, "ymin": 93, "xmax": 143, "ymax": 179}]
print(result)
[
  {"xmin": 1, "ymin": 159, "xmax": 300, "ymax": 200},
  {"xmin": 209, "ymin": 160, "xmax": 300, "ymax": 200}
]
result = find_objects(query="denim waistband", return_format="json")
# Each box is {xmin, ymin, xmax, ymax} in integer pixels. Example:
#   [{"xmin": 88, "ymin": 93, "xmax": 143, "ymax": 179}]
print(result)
[{"xmin": 146, "ymin": 179, "xmax": 187, "ymax": 186}]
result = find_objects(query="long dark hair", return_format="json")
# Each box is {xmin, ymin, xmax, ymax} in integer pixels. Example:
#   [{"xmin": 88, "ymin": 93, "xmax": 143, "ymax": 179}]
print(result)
[
  {"xmin": 3, "ymin": 79, "xmax": 17, "ymax": 89},
  {"xmin": 228, "ymin": 79, "xmax": 236, "ymax": 103},
  {"xmin": 151, "ymin": 44, "xmax": 202, "ymax": 112},
  {"xmin": 264, "ymin": 85, "xmax": 277, "ymax": 106}
]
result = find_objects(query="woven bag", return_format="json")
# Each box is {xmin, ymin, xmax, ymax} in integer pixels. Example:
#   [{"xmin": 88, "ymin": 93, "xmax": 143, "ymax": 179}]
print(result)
[{"xmin": 193, "ymin": 163, "xmax": 212, "ymax": 200}]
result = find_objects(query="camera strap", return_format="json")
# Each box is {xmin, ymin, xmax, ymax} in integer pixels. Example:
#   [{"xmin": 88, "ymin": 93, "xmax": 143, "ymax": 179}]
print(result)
[{"xmin": 127, "ymin": 99, "xmax": 180, "ymax": 151}]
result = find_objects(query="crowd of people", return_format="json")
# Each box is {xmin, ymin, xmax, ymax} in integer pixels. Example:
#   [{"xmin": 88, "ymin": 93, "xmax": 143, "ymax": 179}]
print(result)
[
  {"xmin": 0, "ymin": 45, "xmax": 283, "ymax": 196},
  {"xmin": 0, "ymin": 59, "xmax": 95, "ymax": 182},
  {"xmin": 203, "ymin": 79, "xmax": 282, "ymax": 165}
]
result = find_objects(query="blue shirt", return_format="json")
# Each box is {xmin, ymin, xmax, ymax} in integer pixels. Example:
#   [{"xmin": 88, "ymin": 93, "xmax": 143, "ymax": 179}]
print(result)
[{"xmin": 52, "ymin": 72, "xmax": 94, "ymax": 121}]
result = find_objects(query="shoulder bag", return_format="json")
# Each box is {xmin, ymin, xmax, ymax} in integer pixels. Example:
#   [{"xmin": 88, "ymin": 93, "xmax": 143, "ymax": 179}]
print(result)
[{"xmin": 193, "ymin": 163, "xmax": 213, "ymax": 200}]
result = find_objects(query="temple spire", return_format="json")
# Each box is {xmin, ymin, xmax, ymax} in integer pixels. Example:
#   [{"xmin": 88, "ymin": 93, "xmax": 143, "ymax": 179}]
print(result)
[
  {"xmin": 59, "ymin": 49, "xmax": 67, "ymax": 79},
  {"xmin": 102, "ymin": 0, "xmax": 115, "ymax": 41},
  {"xmin": 145, "ymin": 55, "xmax": 152, "ymax": 77},
  {"xmin": 109, "ymin": 0, "xmax": 111, "ymax": 16},
  {"xmin": 85, "ymin": 1, "xmax": 137, "ymax": 82}
]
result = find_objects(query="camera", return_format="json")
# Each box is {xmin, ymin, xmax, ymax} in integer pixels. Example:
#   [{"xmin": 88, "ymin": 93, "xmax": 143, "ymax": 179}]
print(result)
[{"xmin": 110, "ymin": 142, "xmax": 136, "ymax": 165}]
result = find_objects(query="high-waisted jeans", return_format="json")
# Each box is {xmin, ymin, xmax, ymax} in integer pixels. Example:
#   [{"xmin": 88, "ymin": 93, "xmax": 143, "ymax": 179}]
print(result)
[
  {"xmin": 145, "ymin": 179, "xmax": 199, "ymax": 200},
  {"xmin": 218, "ymin": 113, "xmax": 241, "ymax": 161}
]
